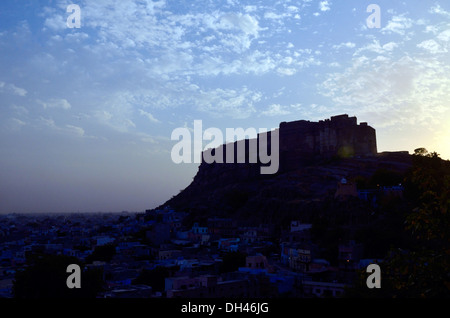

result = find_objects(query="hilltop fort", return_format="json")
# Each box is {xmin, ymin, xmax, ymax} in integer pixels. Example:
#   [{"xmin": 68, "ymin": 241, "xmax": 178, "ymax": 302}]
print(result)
[
  {"xmin": 200, "ymin": 114, "xmax": 378, "ymax": 173},
  {"xmin": 163, "ymin": 114, "xmax": 409, "ymax": 223},
  {"xmin": 279, "ymin": 114, "xmax": 377, "ymax": 171}
]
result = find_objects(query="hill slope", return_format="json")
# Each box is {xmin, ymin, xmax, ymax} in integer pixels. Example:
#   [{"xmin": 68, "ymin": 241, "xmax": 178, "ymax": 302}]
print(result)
[{"xmin": 161, "ymin": 151, "xmax": 412, "ymax": 227}]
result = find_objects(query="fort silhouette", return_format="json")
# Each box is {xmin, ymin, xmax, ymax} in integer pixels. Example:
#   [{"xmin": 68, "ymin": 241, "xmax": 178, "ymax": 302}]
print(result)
[
  {"xmin": 164, "ymin": 114, "xmax": 411, "ymax": 219},
  {"xmin": 279, "ymin": 114, "xmax": 377, "ymax": 170},
  {"xmin": 201, "ymin": 114, "xmax": 377, "ymax": 173}
]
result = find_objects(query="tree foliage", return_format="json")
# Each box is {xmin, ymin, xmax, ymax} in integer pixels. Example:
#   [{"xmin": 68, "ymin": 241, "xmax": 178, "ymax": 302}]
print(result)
[
  {"xmin": 85, "ymin": 243, "xmax": 117, "ymax": 263},
  {"xmin": 347, "ymin": 148, "xmax": 450, "ymax": 297},
  {"xmin": 220, "ymin": 251, "xmax": 246, "ymax": 273},
  {"xmin": 13, "ymin": 254, "xmax": 103, "ymax": 298},
  {"xmin": 132, "ymin": 266, "xmax": 171, "ymax": 292}
]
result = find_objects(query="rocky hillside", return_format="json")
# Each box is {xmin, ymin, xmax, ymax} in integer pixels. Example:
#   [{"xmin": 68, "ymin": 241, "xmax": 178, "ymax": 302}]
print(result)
[{"xmin": 160, "ymin": 151, "xmax": 413, "ymax": 228}]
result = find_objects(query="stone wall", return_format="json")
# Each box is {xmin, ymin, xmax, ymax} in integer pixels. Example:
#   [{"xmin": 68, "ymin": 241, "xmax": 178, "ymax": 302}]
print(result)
[
  {"xmin": 200, "ymin": 114, "xmax": 377, "ymax": 173},
  {"xmin": 279, "ymin": 114, "xmax": 377, "ymax": 171}
]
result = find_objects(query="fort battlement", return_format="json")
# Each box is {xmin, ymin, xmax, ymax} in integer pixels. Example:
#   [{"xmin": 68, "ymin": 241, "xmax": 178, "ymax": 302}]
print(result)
[
  {"xmin": 200, "ymin": 114, "xmax": 377, "ymax": 173},
  {"xmin": 279, "ymin": 114, "xmax": 377, "ymax": 170}
]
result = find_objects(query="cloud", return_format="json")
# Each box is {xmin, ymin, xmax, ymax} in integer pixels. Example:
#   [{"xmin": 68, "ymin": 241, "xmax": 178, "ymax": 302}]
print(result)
[
  {"xmin": 96, "ymin": 110, "xmax": 113, "ymax": 122},
  {"xmin": 381, "ymin": 14, "xmax": 414, "ymax": 35},
  {"xmin": 35, "ymin": 116, "xmax": 99, "ymax": 139},
  {"xmin": 0, "ymin": 82, "xmax": 27, "ymax": 96},
  {"xmin": 277, "ymin": 68, "xmax": 297, "ymax": 76},
  {"xmin": 37, "ymin": 0, "xmax": 315, "ymax": 81},
  {"xmin": 429, "ymin": 4, "xmax": 450, "ymax": 17},
  {"xmin": 9, "ymin": 84, "xmax": 27, "ymax": 97},
  {"xmin": 11, "ymin": 105, "xmax": 29, "ymax": 115},
  {"xmin": 319, "ymin": 1, "xmax": 331, "ymax": 12},
  {"xmin": 287, "ymin": 6, "xmax": 299, "ymax": 13},
  {"xmin": 76, "ymin": 1, "xmax": 262, "ymax": 56},
  {"xmin": 332, "ymin": 42, "xmax": 356, "ymax": 50},
  {"xmin": 260, "ymin": 103, "xmax": 305, "ymax": 117},
  {"xmin": 416, "ymin": 24, "xmax": 450, "ymax": 54},
  {"xmin": 318, "ymin": 54, "xmax": 450, "ymax": 129},
  {"xmin": 137, "ymin": 132, "xmax": 157, "ymax": 144},
  {"xmin": 138, "ymin": 109, "xmax": 160, "ymax": 123},
  {"xmin": 65, "ymin": 124, "xmax": 85, "ymax": 137},
  {"xmin": 437, "ymin": 29, "xmax": 450, "ymax": 42},
  {"xmin": 353, "ymin": 40, "xmax": 398, "ymax": 56},
  {"xmin": 6, "ymin": 118, "xmax": 27, "ymax": 132},
  {"xmin": 219, "ymin": 13, "xmax": 260, "ymax": 37},
  {"xmin": 264, "ymin": 11, "xmax": 290, "ymax": 21},
  {"xmin": 244, "ymin": 5, "xmax": 258, "ymax": 13},
  {"xmin": 38, "ymin": 98, "xmax": 71, "ymax": 110},
  {"xmin": 417, "ymin": 39, "xmax": 447, "ymax": 54},
  {"xmin": 193, "ymin": 48, "xmax": 318, "ymax": 77},
  {"xmin": 94, "ymin": 100, "xmax": 135, "ymax": 133},
  {"xmin": 261, "ymin": 104, "xmax": 291, "ymax": 117},
  {"xmin": 195, "ymin": 12, "xmax": 262, "ymax": 53},
  {"xmin": 39, "ymin": 116, "xmax": 57, "ymax": 128},
  {"xmin": 194, "ymin": 87, "xmax": 262, "ymax": 119},
  {"xmin": 43, "ymin": 13, "xmax": 66, "ymax": 31}
]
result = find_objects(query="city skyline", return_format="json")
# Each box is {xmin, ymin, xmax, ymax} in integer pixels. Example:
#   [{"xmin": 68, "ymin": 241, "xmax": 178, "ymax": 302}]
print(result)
[{"xmin": 1, "ymin": 0, "xmax": 450, "ymax": 213}]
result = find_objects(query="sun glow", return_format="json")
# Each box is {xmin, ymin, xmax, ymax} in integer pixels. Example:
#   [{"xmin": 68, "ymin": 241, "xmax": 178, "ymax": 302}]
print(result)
[{"xmin": 433, "ymin": 126, "xmax": 450, "ymax": 161}]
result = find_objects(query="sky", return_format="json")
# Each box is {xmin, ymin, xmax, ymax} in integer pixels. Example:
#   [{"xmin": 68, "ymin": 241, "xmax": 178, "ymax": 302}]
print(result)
[{"xmin": 1, "ymin": 0, "xmax": 450, "ymax": 214}]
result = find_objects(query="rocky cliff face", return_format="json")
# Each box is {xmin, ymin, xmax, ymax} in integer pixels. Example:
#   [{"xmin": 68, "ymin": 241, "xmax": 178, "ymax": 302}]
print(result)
[
  {"xmin": 161, "ymin": 115, "xmax": 410, "ymax": 226},
  {"xmin": 164, "ymin": 152, "xmax": 411, "ymax": 222}
]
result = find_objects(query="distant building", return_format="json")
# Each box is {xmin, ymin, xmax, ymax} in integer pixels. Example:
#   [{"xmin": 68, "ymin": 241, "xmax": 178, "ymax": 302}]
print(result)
[
  {"xmin": 302, "ymin": 280, "xmax": 346, "ymax": 298},
  {"xmin": 381, "ymin": 185, "xmax": 404, "ymax": 198},
  {"xmin": 146, "ymin": 223, "xmax": 171, "ymax": 245},
  {"xmin": 308, "ymin": 259, "xmax": 330, "ymax": 274},
  {"xmin": 105, "ymin": 268, "xmax": 139, "ymax": 287},
  {"xmin": 207, "ymin": 218, "xmax": 237, "ymax": 237},
  {"xmin": 290, "ymin": 221, "xmax": 312, "ymax": 233},
  {"xmin": 338, "ymin": 240, "xmax": 364, "ymax": 271},
  {"xmin": 245, "ymin": 254, "xmax": 273, "ymax": 273},
  {"xmin": 281, "ymin": 222, "xmax": 312, "ymax": 244},
  {"xmin": 359, "ymin": 258, "xmax": 383, "ymax": 270},
  {"xmin": 281, "ymin": 243, "xmax": 315, "ymax": 272},
  {"xmin": 191, "ymin": 223, "xmax": 208, "ymax": 235},
  {"xmin": 188, "ymin": 223, "xmax": 210, "ymax": 244},
  {"xmin": 335, "ymin": 178, "xmax": 358, "ymax": 200},
  {"xmin": 158, "ymin": 249, "xmax": 182, "ymax": 261},
  {"xmin": 357, "ymin": 184, "xmax": 404, "ymax": 206},
  {"xmin": 217, "ymin": 238, "xmax": 240, "ymax": 252},
  {"xmin": 165, "ymin": 274, "xmax": 271, "ymax": 298},
  {"xmin": 95, "ymin": 236, "xmax": 115, "ymax": 246},
  {"xmin": 104, "ymin": 285, "xmax": 152, "ymax": 298}
]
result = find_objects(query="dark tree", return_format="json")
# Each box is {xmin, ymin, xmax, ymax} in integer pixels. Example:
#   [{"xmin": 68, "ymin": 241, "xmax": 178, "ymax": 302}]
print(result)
[
  {"xmin": 219, "ymin": 251, "xmax": 246, "ymax": 273},
  {"xmin": 85, "ymin": 243, "xmax": 117, "ymax": 263},
  {"xmin": 346, "ymin": 150, "xmax": 450, "ymax": 297},
  {"xmin": 13, "ymin": 254, "xmax": 103, "ymax": 298},
  {"xmin": 133, "ymin": 266, "xmax": 170, "ymax": 292}
]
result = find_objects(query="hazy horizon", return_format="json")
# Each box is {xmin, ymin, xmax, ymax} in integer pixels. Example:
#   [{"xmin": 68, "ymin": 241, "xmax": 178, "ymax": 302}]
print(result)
[{"xmin": 1, "ymin": 0, "xmax": 450, "ymax": 214}]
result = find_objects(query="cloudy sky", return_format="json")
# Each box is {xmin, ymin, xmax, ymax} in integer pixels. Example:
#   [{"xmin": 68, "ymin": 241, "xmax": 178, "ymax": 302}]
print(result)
[{"xmin": 1, "ymin": 0, "xmax": 450, "ymax": 213}]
